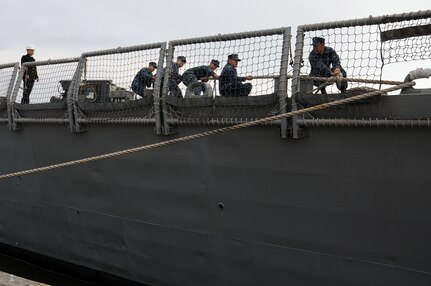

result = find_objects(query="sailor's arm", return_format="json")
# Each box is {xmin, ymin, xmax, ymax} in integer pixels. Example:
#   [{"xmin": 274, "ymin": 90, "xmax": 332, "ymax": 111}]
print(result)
[{"xmin": 329, "ymin": 48, "xmax": 342, "ymax": 76}]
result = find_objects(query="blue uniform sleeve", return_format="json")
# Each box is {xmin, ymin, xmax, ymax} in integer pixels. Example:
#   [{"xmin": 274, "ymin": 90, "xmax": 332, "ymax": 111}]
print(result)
[{"xmin": 329, "ymin": 48, "xmax": 341, "ymax": 69}]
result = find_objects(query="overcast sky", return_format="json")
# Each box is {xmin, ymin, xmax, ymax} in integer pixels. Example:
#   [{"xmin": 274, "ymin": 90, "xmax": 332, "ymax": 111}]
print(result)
[{"xmin": 0, "ymin": 0, "xmax": 429, "ymax": 64}]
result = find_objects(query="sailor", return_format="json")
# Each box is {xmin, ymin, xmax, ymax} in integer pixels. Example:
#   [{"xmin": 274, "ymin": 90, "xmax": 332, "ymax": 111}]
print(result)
[
  {"xmin": 219, "ymin": 54, "xmax": 253, "ymax": 97},
  {"xmin": 132, "ymin": 62, "xmax": 157, "ymax": 96},
  {"xmin": 309, "ymin": 37, "xmax": 347, "ymax": 94},
  {"xmin": 182, "ymin": 60, "xmax": 220, "ymax": 95},
  {"xmin": 20, "ymin": 44, "xmax": 39, "ymax": 104},
  {"xmin": 164, "ymin": 56, "xmax": 187, "ymax": 98}
]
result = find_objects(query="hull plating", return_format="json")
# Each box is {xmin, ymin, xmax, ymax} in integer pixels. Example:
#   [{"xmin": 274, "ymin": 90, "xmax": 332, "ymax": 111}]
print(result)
[{"xmin": 0, "ymin": 124, "xmax": 430, "ymax": 285}]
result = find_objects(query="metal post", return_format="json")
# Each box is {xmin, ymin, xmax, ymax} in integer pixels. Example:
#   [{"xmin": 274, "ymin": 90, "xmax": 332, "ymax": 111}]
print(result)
[
  {"xmin": 277, "ymin": 27, "xmax": 291, "ymax": 138},
  {"xmin": 162, "ymin": 43, "xmax": 174, "ymax": 135},
  {"xmin": 8, "ymin": 67, "xmax": 26, "ymax": 130},
  {"xmin": 6, "ymin": 63, "xmax": 20, "ymax": 130},
  {"xmin": 67, "ymin": 57, "xmax": 86, "ymax": 132},
  {"xmin": 153, "ymin": 42, "xmax": 167, "ymax": 135},
  {"xmin": 291, "ymin": 28, "xmax": 305, "ymax": 138}
]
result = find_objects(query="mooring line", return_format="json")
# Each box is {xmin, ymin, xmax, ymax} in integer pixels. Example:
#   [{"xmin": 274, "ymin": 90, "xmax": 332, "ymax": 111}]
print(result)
[{"xmin": 0, "ymin": 81, "xmax": 415, "ymax": 180}]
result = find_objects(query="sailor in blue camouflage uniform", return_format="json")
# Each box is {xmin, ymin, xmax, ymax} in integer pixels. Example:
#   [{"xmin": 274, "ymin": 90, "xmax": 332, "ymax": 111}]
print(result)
[
  {"xmin": 182, "ymin": 59, "xmax": 220, "ymax": 95},
  {"xmin": 21, "ymin": 45, "xmax": 39, "ymax": 104},
  {"xmin": 131, "ymin": 62, "xmax": 157, "ymax": 96},
  {"xmin": 165, "ymin": 56, "xmax": 186, "ymax": 98},
  {"xmin": 219, "ymin": 54, "xmax": 253, "ymax": 97},
  {"xmin": 309, "ymin": 37, "xmax": 347, "ymax": 94}
]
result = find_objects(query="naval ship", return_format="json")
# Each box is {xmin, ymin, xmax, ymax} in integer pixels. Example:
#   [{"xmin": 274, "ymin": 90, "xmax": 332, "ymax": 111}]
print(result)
[{"xmin": 0, "ymin": 9, "xmax": 430, "ymax": 286}]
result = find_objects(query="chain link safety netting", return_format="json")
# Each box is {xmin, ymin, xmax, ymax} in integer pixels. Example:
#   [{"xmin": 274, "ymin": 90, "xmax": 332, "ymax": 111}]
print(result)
[
  {"xmin": 13, "ymin": 59, "xmax": 79, "ymax": 119},
  {"xmin": 289, "ymin": 11, "xmax": 431, "ymax": 137},
  {"xmin": 162, "ymin": 29, "xmax": 289, "ymax": 124},
  {"xmin": 0, "ymin": 64, "xmax": 17, "ymax": 120},
  {"xmin": 380, "ymin": 18, "xmax": 431, "ymax": 64},
  {"xmin": 301, "ymin": 14, "xmax": 431, "ymax": 95},
  {"xmin": 75, "ymin": 46, "xmax": 162, "ymax": 120}
]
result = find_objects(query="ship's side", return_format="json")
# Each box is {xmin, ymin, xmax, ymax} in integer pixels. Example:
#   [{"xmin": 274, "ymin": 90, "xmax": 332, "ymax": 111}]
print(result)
[
  {"xmin": 0, "ymin": 10, "xmax": 431, "ymax": 286},
  {"xmin": 1, "ymin": 122, "xmax": 431, "ymax": 285}
]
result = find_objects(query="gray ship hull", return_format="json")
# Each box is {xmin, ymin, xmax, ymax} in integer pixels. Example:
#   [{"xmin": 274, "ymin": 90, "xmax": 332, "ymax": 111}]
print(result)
[
  {"xmin": 1, "ymin": 123, "xmax": 430, "ymax": 285},
  {"xmin": 1, "ymin": 9, "xmax": 431, "ymax": 285}
]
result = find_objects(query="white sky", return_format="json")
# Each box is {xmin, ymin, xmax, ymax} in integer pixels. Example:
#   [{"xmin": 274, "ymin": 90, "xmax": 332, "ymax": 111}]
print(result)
[
  {"xmin": 1, "ymin": 0, "xmax": 430, "ymax": 92},
  {"xmin": 0, "ymin": 0, "xmax": 429, "ymax": 63}
]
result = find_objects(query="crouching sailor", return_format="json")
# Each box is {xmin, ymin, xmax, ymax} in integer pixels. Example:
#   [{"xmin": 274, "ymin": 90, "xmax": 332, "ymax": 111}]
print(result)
[
  {"xmin": 219, "ymin": 54, "xmax": 253, "ymax": 97},
  {"xmin": 132, "ymin": 62, "xmax": 157, "ymax": 96},
  {"xmin": 309, "ymin": 37, "xmax": 347, "ymax": 94},
  {"xmin": 182, "ymin": 60, "xmax": 220, "ymax": 96}
]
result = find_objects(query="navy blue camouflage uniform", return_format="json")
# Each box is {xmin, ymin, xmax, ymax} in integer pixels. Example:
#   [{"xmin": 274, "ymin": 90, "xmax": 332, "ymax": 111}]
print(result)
[
  {"xmin": 182, "ymin": 65, "xmax": 215, "ymax": 95},
  {"xmin": 163, "ymin": 62, "xmax": 183, "ymax": 98},
  {"xmin": 132, "ymin": 68, "xmax": 154, "ymax": 96},
  {"xmin": 219, "ymin": 64, "xmax": 252, "ymax": 97},
  {"xmin": 309, "ymin": 46, "xmax": 347, "ymax": 93},
  {"xmin": 21, "ymin": 54, "xmax": 38, "ymax": 104}
]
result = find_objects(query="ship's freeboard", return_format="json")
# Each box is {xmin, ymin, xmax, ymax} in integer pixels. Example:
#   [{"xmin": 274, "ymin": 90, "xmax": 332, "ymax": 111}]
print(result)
[{"xmin": 0, "ymin": 10, "xmax": 431, "ymax": 286}]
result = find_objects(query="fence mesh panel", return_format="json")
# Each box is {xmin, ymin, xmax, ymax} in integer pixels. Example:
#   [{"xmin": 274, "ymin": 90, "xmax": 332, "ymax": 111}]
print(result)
[
  {"xmin": 0, "ymin": 66, "xmax": 16, "ymax": 98},
  {"xmin": 304, "ymin": 25, "xmax": 382, "ymax": 93},
  {"xmin": 15, "ymin": 61, "xmax": 78, "ymax": 105},
  {"xmin": 380, "ymin": 18, "xmax": 431, "ymax": 64},
  {"xmin": 76, "ymin": 47, "xmax": 162, "ymax": 119},
  {"xmin": 290, "ymin": 10, "xmax": 431, "ymax": 138},
  {"xmin": 163, "ymin": 29, "xmax": 288, "ymax": 124},
  {"xmin": 0, "ymin": 64, "xmax": 17, "ymax": 119},
  {"xmin": 301, "ymin": 14, "xmax": 431, "ymax": 94},
  {"xmin": 11, "ymin": 59, "xmax": 78, "ymax": 120},
  {"xmin": 171, "ymin": 35, "xmax": 283, "ymax": 97}
]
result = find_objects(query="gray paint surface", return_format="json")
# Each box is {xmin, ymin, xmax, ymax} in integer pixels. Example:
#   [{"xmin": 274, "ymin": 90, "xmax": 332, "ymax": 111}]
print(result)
[{"xmin": 0, "ymin": 121, "xmax": 431, "ymax": 285}]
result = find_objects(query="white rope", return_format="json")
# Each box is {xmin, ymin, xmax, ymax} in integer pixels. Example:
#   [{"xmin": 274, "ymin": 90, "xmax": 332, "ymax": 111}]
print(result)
[{"xmin": 408, "ymin": 68, "xmax": 431, "ymax": 81}]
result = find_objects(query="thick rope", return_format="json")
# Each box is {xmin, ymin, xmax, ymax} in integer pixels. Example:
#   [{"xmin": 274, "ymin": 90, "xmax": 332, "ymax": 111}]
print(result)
[
  {"xmin": 0, "ymin": 81, "xmax": 415, "ymax": 180},
  {"xmin": 301, "ymin": 76, "xmax": 405, "ymax": 86},
  {"xmin": 210, "ymin": 75, "xmax": 404, "ymax": 86}
]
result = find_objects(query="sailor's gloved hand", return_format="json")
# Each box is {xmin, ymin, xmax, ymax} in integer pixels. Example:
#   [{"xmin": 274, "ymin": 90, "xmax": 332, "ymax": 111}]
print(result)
[
  {"xmin": 408, "ymin": 68, "xmax": 431, "ymax": 81},
  {"xmin": 331, "ymin": 68, "xmax": 341, "ymax": 76},
  {"xmin": 335, "ymin": 73, "xmax": 343, "ymax": 90}
]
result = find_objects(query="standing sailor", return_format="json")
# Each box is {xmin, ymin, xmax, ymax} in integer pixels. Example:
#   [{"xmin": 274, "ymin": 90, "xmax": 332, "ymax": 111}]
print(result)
[
  {"xmin": 21, "ymin": 44, "xmax": 39, "ymax": 104},
  {"xmin": 165, "ymin": 56, "xmax": 187, "ymax": 98}
]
